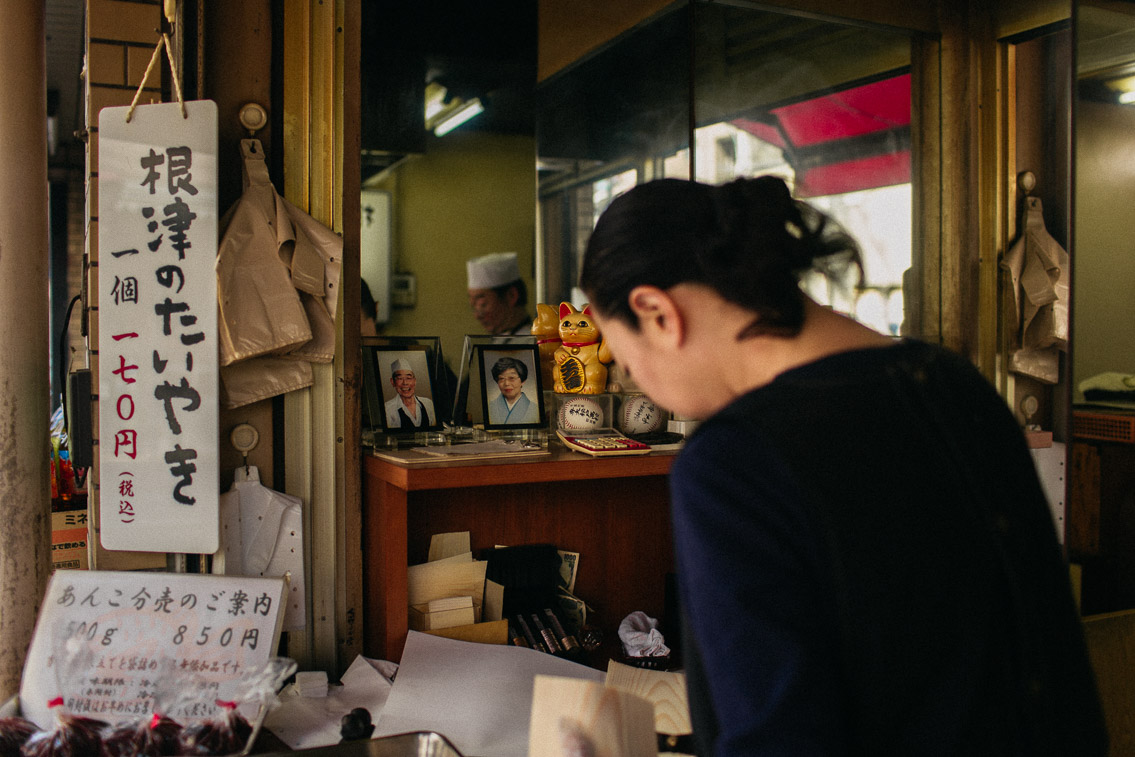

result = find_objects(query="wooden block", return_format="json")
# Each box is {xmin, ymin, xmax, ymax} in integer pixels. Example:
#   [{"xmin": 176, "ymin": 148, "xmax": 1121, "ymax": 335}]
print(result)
[
  {"xmin": 606, "ymin": 658, "xmax": 691, "ymax": 736},
  {"xmin": 529, "ymin": 675, "xmax": 656, "ymax": 757}
]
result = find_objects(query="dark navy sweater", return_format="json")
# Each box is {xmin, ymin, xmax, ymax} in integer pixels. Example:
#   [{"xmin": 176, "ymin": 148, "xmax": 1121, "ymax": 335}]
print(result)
[{"xmin": 672, "ymin": 340, "xmax": 1106, "ymax": 756}]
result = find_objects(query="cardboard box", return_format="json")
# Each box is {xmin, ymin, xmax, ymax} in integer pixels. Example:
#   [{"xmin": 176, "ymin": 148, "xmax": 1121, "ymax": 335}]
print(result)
[
  {"xmin": 410, "ymin": 596, "xmax": 476, "ymax": 631},
  {"xmin": 425, "ymin": 619, "xmax": 510, "ymax": 645},
  {"xmin": 51, "ymin": 509, "xmax": 89, "ymax": 570}
]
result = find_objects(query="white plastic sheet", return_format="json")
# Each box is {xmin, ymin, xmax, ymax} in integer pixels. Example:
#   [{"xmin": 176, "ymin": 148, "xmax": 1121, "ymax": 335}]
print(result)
[{"xmin": 214, "ymin": 466, "xmax": 306, "ymax": 631}]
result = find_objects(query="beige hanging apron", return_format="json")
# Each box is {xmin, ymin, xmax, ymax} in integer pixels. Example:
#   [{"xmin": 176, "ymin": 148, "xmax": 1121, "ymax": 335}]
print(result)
[{"xmin": 1001, "ymin": 196, "xmax": 1069, "ymax": 384}]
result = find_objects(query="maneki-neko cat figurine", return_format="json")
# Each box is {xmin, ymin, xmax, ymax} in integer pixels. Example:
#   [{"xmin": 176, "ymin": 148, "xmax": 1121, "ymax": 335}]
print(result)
[
  {"xmin": 553, "ymin": 302, "xmax": 612, "ymax": 394},
  {"xmin": 532, "ymin": 303, "xmax": 562, "ymax": 390}
]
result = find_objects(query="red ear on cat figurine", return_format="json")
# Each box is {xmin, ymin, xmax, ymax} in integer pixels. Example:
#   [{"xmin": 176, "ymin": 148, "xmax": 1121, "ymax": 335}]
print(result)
[{"xmin": 553, "ymin": 302, "xmax": 612, "ymax": 394}]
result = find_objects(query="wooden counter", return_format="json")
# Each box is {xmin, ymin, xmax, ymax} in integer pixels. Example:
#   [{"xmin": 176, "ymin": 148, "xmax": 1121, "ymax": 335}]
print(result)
[{"xmin": 362, "ymin": 446, "xmax": 676, "ymax": 661}]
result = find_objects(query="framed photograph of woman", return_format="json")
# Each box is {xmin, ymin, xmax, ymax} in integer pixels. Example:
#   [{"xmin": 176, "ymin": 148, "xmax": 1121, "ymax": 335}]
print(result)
[
  {"xmin": 478, "ymin": 344, "xmax": 546, "ymax": 430},
  {"xmin": 370, "ymin": 344, "xmax": 442, "ymax": 433}
]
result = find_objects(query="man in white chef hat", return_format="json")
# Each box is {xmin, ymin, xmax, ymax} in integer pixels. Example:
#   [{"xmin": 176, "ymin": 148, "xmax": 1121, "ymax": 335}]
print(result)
[
  {"xmin": 384, "ymin": 357, "xmax": 435, "ymax": 429},
  {"xmin": 466, "ymin": 251, "xmax": 532, "ymax": 336}
]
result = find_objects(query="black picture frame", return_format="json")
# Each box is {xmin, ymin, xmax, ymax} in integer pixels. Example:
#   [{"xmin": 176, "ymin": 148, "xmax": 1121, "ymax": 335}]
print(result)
[
  {"xmin": 452, "ymin": 334, "xmax": 536, "ymax": 426},
  {"xmin": 363, "ymin": 342, "xmax": 444, "ymax": 433},
  {"xmin": 477, "ymin": 343, "xmax": 546, "ymax": 430}
]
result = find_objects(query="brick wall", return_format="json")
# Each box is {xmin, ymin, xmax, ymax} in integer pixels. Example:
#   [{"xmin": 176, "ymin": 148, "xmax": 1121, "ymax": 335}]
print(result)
[{"xmin": 85, "ymin": 0, "xmax": 167, "ymax": 570}]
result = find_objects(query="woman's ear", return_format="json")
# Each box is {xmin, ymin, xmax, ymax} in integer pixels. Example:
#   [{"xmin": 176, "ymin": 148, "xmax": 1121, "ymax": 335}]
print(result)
[{"xmin": 627, "ymin": 285, "xmax": 685, "ymax": 347}]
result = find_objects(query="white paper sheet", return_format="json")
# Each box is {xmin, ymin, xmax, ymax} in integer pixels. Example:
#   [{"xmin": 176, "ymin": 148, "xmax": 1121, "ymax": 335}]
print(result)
[
  {"xmin": 264, "ymin": 655, "xmax": 397, "ymax": 750},
  {"xmin": 374, "ymin": 632, "xmax": 605, "ymax": 757}
]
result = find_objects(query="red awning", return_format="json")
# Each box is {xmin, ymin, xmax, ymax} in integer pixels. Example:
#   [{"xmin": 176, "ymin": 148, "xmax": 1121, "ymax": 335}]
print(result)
[{"xmin": 732, "ymin": 73, "xmax": 911, "ymax": 197}]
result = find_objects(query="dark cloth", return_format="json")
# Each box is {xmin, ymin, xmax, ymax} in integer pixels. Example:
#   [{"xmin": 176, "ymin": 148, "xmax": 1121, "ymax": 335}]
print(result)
[
  {"xmin": 397, "ymin": 404, "xmax": 430, "ymax": 428},
  {"xmin": 672, "ymin": 339, "xmax": 1106, "ymax": 756},
  {"xmin": 500, "ymin": 315, "xmax": 533, "ymax": 337}
]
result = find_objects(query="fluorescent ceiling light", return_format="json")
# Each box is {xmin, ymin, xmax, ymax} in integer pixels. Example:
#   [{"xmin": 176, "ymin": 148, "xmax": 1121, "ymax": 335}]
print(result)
[
  {"xmin": 1104, "ymin": 74, "xmax": 1135, "ymax": 104},
  {"xmin": 424, "ymin": 82, "xmax": 449, "ymax": 121},
  {"xmin": 432, "ymin": 98, "xmax": 484, "ymax": 136}
]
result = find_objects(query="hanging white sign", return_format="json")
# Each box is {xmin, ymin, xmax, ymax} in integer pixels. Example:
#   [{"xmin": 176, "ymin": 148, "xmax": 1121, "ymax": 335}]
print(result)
[{"xmin": 98, "ymin": 100, "xmax": 219, "ymax": 553}]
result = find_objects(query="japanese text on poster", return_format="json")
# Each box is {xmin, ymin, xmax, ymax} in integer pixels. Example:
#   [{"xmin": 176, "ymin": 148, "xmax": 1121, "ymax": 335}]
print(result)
[
  {"xmin": 19, "ymin": 570, "xmax": 286, "ymax": 729},
  {"xmin": 98, "ymin": 101, "xmax": 219, "ymax": 553}
]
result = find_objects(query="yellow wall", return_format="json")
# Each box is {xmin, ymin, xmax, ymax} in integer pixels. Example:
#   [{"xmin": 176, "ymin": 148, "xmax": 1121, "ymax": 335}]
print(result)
[
  {"xmin": 374, "ymin": 131, "xmax": 537, "ymax": 365},
  {"xmin": 1073, "ymin": 99, "xmax": 1135, "ymax": 400}
]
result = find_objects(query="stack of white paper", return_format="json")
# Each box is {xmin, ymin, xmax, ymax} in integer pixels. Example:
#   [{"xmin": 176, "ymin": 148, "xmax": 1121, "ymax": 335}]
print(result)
[{"xmin": 295, "ymin": 670, "xmax": 329, "ymax": 698}]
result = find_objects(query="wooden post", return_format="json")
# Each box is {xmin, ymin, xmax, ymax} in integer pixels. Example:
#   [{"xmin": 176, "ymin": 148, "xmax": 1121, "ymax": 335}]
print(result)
[{"xmin": 0, "ymin": 0, "xmax": 53, "ymax": 701}]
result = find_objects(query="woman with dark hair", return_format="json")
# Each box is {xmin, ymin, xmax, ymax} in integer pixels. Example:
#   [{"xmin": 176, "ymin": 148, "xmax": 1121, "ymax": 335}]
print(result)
[
  {"xmin": 580, "ymin": 177, "xmax": 1105, "ymax": 756},
  {"xmin": 488, "ymin": 355, "xmax": 539, "ymax": 425}
]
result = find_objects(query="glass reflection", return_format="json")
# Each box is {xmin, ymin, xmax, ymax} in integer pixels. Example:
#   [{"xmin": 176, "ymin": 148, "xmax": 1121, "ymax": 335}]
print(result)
[{"xmin": 537, "ymin": 1, "xmax": 914, "ymax": 336}]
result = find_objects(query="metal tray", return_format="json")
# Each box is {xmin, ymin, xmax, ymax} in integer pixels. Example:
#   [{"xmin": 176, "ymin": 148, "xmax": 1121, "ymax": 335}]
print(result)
[{"xmin": 255, "ymin": 731, "xmax": 465, "ymax": 757}]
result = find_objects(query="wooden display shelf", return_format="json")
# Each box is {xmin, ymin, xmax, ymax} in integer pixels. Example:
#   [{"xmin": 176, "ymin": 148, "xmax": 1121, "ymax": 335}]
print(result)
[{"xmin": 362, "ymin": 447, "xmax": 677, "ymax": 662}]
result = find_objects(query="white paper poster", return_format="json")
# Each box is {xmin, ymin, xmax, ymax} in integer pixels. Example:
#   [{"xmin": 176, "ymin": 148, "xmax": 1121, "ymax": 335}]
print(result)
[
  {"xmin": 20, "ymin": 570, "xmax": 287, "ymax": 729},
  {"xmin": 98, "ymin": 100, "xmax": 219, "ymax": 553}
]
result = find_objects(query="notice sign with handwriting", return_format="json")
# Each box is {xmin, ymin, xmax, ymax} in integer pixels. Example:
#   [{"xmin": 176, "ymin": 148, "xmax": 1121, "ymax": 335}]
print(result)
[
  {"xmin": 98, "ymin": 100, "xmax": 219, "ymax": 553},
  {"xmin": 19, "ymin": 570, "xmax": 286, "ymax": 729}
]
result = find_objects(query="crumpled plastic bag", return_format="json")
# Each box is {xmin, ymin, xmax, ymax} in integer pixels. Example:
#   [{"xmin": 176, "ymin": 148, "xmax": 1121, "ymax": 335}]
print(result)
[{"xmin": 617, "ymin": 611, "xmax": 670, "ymax": 658}]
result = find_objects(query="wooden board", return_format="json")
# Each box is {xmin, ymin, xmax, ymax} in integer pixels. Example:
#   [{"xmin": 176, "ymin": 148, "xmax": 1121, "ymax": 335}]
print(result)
[
  {"xmin": 528, "ymin": 675, "xmax": 656, "ymax": 757},
  {"xmin": 605, "ymin": 659, "xmax": 691, "ymax": 736}
]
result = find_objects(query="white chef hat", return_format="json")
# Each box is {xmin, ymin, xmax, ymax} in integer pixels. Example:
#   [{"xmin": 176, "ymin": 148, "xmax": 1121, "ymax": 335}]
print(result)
[
  {"xmin": 467, "ymin": 252, "xmax": 521, "ymax": 290},
  {"xmin": 390, "ymin": 358, "xmax": 413, "ymax": 374}
]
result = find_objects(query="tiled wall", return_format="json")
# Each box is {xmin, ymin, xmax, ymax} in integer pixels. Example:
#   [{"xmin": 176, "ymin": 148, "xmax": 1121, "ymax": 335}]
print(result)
[{"xmin": 85, "ymin": 0, "xmax": 167, "ymax": 570}]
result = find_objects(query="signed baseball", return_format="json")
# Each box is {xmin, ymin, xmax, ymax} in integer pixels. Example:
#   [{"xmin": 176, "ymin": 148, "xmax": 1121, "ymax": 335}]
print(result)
[
  {"xmin": 557, "ymin": 396, "xmax": 603, "ymax": 432},
  {"xmin": 619, "ymin": 394, "xmax": 663, "ymax": 435}
]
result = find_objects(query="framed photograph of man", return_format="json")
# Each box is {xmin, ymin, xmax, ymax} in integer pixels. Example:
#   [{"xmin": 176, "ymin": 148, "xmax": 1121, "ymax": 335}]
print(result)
[
  {"xmin": 369, "ymin": 344, "xmax": 442, "ymax": 433},
  {"xmin": 477, "ymin": 344, "xmax": 546, "ymax": 430}
]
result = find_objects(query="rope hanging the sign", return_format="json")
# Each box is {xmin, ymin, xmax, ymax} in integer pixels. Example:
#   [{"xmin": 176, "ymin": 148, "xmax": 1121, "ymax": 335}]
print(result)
[{"xmin": 125, "ymin": 32, "xmax": 187, "ymax": 123}]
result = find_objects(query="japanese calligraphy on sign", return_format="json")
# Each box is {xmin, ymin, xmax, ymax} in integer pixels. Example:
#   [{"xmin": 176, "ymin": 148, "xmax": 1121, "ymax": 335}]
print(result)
[
  {"xmin": 98, "ymin": 101, "xmax": 219, "ymax": 553},
  {"xmin": 19, "ymin": 570, "xmax": 286, "ymax": 729}
]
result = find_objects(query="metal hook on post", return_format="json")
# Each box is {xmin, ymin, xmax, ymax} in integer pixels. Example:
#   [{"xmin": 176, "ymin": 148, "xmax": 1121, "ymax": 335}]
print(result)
[
  {"xmin": 230, "ymin": 423, "xmax": 260, "ymax": 477},
  {"xmin": 1018, "ymin": 170, "xmax": 1037, "ymax": 196},
  {"xmin": 239, "ymin": 103, "xmax": 268, "ymax": 138}
]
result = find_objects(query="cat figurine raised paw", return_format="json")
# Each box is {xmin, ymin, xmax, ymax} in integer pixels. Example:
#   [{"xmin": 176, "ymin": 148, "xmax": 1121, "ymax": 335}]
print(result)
[{"xmin": 553, "ymin": 302, "xmax": 612, "ymax": 394}]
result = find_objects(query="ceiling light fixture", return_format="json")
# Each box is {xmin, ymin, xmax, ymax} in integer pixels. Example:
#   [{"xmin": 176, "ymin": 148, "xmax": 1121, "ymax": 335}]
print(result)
[
  {"xmin": 424, "ymin": 81, "xmax": 485, "ymax": 136},
  {"xmin": 432, "ymin": 98, "xmax": 484, "ymax": 136},
  {"xmin": 1103, "ymin": 74, "xmax": 1135, "ymax": 105}
]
